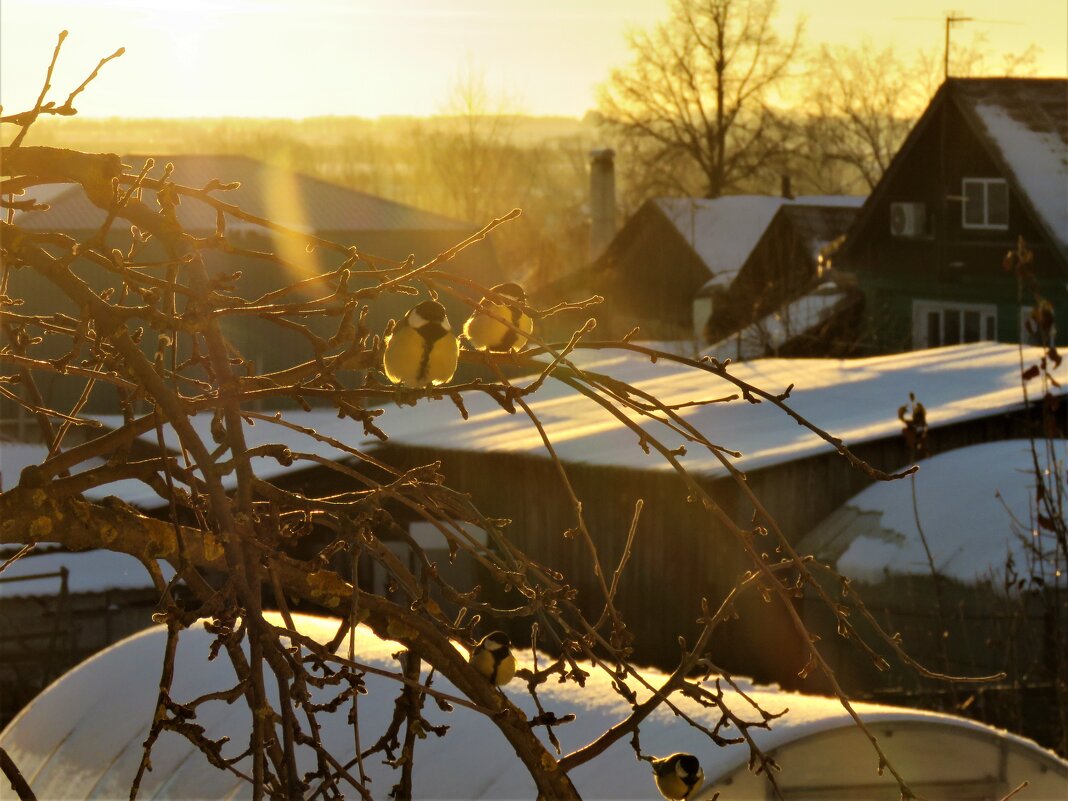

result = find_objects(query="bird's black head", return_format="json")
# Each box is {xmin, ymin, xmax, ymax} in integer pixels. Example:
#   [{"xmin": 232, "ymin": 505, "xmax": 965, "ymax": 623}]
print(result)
[
  {"xmin": 483, "ymin": 631, "xmax": 511, "ymax": 651},
  {"xmin": 676, "ymin": 754, "xmax": 700, "ymax": 779},
  {"xmin": 490, "ymin": 282, "xmax": 526, "ymax": 302},
  {"xmin": 409, "ymin": 300, "xmax": 449, "ymax": 330}
]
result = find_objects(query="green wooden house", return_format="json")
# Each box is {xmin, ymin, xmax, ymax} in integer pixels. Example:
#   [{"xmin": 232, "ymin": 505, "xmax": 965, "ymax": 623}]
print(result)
[{"xmin": 838, "ymin": 78, "xmax": 1068, "ymax": 353}]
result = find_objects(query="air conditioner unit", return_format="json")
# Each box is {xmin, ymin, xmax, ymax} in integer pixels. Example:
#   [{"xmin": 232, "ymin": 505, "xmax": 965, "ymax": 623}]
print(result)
[{"xmin": 890, "ymin": 202, "xmax": 926, "ymax": 238}]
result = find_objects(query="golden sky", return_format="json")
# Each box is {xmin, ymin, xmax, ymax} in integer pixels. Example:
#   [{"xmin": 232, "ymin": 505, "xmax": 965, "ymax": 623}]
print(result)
[{"xmin": 1, "ymin": 0, "xmax": 1065, "ymax": 118}]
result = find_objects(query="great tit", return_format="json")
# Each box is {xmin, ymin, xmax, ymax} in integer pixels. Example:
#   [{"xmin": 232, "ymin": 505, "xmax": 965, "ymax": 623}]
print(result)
[
  {"xmin": 383, "ymin": 300, "xmax": 459, "ymax": 387},
  {"xmin": 463, "ymin": 282, "xmax": 534, "ymax": 353},
  {"xmin": 651, "ymin": 753, "xmax": 704, "ymax": 800},
  {"xmin": 468, "ymin": 631, "xmax": 516, "ymax": 686}
]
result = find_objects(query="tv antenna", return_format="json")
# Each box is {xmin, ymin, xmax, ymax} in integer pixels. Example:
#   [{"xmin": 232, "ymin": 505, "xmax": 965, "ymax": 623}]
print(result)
[
  {"xmin": 895, "ymin": 13, "xmax": 1020, "ymax": 79},
  {"xmin": 944, "ymin": 13, "xmax": 974, "ymax": 79}
]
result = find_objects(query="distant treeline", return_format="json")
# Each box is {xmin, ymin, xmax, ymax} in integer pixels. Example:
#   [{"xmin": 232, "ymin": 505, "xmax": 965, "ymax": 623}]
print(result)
[{"xmin": 24, "ymin": 112, "xmax": 888, "ymax": 287}]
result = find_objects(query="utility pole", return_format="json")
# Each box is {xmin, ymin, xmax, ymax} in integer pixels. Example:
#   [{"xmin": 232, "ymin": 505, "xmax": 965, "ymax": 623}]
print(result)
[{"xmin": 944, "ymin": 13, "xmax": 974, "ymax": 78}]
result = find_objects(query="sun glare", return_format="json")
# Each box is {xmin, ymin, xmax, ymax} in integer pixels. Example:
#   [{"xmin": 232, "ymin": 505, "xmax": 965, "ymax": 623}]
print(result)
[{"xmin": 1, "ymin": 0, "xmax": 1065, "ymax": 118}]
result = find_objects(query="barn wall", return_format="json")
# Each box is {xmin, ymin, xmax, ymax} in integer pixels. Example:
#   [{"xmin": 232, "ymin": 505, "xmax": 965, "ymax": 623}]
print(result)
[{"xmin": 364, "ymin": 404, "xmax": 1043, "ymax": 686}]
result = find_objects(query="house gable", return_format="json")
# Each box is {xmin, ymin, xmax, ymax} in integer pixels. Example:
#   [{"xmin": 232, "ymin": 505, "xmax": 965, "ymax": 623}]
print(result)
[{"xmin": 840, "ymin": 78, "xmax": 1068, "ymax": 351}]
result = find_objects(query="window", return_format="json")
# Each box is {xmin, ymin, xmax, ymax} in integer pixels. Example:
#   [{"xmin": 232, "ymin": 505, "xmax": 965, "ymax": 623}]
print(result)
[
  {"xmin": 961, "ymin": 178, "xmax": 1009, "ymax": 230},
  {"xmin": 913, "ymin": 301, "xmax": 997, "ymax": 349}
]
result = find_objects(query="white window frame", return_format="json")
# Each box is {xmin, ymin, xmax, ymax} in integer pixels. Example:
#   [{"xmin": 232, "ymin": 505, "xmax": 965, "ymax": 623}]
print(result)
[
  {"xmin": 912, "ymin": 300, "xmax": 997, "ymax": 350},
  {"xmin": 961, "ymin": 178, "xmax": 1009, "ymax": 231}
]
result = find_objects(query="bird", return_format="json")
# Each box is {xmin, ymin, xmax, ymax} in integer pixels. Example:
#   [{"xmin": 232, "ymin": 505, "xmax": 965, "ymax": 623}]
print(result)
[
  {"xmin": 468, "ymin": 631, "xmax": 516, "ymax": 686},
  {"xmin": 651, "ymin": 753, "xmax": 704, "ymax": 800},
  {"xmin": 462, "ymin": 282, "xmax": 534, "ymax": 353},
  {"xmin": 382, "ymin": 300, "xmax": 459, "ymax": 388}
]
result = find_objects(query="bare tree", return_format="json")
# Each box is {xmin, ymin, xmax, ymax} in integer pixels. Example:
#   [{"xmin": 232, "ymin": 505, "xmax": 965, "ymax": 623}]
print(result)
[
  {"xmin": 0, "ymin": 32, "xmax": 1011, "ymax": 801},
  {"xmin": 800, "ymin": 42, "xmax": 923, "ymax": 193},
  {"xmin": 416, "ymin": 61, "xmax": 519, "ymax": 225},
  {"xmin": 800, "ymin": 35, "xmax": 1042, "ymax": 194},
  {"xmin": 598, "ymin": 0, "xmax": 804, "ymax": 199}
]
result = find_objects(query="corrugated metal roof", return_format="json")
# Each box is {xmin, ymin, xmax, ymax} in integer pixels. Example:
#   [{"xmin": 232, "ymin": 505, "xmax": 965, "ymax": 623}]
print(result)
[{"xmin": 14, "ymin": 154, "xmax": 472, "ymax": 233}]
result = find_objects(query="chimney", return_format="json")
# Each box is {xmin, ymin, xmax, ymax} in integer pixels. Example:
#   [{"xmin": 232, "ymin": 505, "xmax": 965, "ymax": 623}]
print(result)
[
  {"xmin": 780, "ymin": 174, "xmax": 794, "ymax": 200},
  {"xmin": 589, "ymin": 148, "xmax": 617, "ymax": 261}
]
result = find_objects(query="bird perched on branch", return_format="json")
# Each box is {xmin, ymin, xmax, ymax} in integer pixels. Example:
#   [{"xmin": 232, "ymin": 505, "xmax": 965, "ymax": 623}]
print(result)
[
  {"xmin": 468, "ymin": 631, "xmax": 516, "ymax": 686},
  {"xmin": 651, "ymin": 753, "xmax": 704, "ymax": 800},
  {"xmin": 463, "ymin": 282, "xmax": 534, "ymax": 353},
  {"xmin": 383, "ymin": 300, "xmax": 459, "ymax": 387}
]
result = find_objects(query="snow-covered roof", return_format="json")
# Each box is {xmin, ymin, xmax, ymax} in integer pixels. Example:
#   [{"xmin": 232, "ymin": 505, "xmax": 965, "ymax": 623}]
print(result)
[
  {"xmin": 657, "ymin": 195, "xmax": 864, "ymax": 291},
  {"xmin": 88, "ymin": 410, "xmax": 370, "ymax": 508},
  {"xmin": 954, "ymin": 79, "xmax": 1068, "ymax": 255},
  {"xmin": 704, "ymin": 285, "xmax": 855, "ymax": 362},
  {"xmin": 799, "ymin": 439, "xmax": 1067, "ymax": 585},
  {"xmin": 3, "ymin": 613, "xmax": 1061, "ymax": 800},
  {"xmin": 0, "ymin": 545, "xmax": 173, "ymax": 598},
  {"xmin": 76, "ymin": 344, "xmax": 1067, "ymax": 504},
  {"xmin": 0, "ymin": 439, "xmax": 154, "ymax": 507},
  {"xmin": 363, "ymin": 342, "xmax": 1061, "ymax": 478}
]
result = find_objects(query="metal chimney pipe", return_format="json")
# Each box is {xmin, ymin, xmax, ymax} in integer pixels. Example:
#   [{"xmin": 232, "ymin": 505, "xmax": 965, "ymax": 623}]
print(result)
[{"xmin": 589, "ymin": 148, "xmax": 616, "ymax": 261}]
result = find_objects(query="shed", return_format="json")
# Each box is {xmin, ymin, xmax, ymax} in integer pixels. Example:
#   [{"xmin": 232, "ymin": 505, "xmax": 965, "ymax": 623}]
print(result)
[
  {"xmin": 697, "ymin": 200, "xmax": 864, "ymax": 348},
  {"xmin": 78, "ymin": 344, "xmax": 1067, "ymax": 684},
  {"xmin": 552, "ymin": 194, "xmax": 861, "ymax": 342},
  {"xmin": 2, "ymin": 613, "xmax": 1063, "ymax": 800},
  {"xmin": 796, "ymin": 440, "xmax": 1068, "ymax": 746}
]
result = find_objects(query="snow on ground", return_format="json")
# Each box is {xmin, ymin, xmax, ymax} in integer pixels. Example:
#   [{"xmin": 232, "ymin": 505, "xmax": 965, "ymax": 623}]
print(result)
[
  {"xmin": 2, "ymin": 613, "xmax": 1061, "ymax": 800},
  {"xmin": 0, "ymin": 441, "xmax": 106, "ymax": 493},
  {"xmin": 975, "ymin": 102, "xmax": 1068, "ymax": 249},
  {"xmin": 816, "ymin": 439, "xmax": 1066, "ymax": 585}
]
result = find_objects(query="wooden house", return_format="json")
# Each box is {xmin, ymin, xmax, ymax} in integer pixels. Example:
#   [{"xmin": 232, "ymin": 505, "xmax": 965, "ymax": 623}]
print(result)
[
  {"xmin": 546, "ymin": 194, "xmax": 862, "ymax": 345},
  {"xmin": 3, "ymin": 154, "xmax": 501, "ymax": 419},
  {"xmin": 698, "ymin": 200, "xmax": 865, "ymax": 355},
  {"xmin": 796, "ymin": 440, "xmax": 1068, "ymax": 748},
  {"xmin": 838, "ymin": 78, "xmax": 1068, "ymax": 353}
]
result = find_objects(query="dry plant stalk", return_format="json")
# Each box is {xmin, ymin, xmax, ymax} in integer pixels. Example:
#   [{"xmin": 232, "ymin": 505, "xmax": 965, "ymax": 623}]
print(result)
[{"xmin": 0, "ymin": 31, "xmax": 1005, "ymax": 801}]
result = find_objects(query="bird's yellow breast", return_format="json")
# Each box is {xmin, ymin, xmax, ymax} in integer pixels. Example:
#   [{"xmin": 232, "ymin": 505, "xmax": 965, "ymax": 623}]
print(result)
[
  {"xmin": 464, "ymin": 303, "xmax": 533, "ymax": 353},
  {"xmin": 470, "ymin": 646, "xmax": 497, "ymax": 680},
  {"xmin": 655, "ymin": 774, "xmax": 686, "ymax": 800},
  {"xmin": 383, "ymin": 326, "xmax": 458, "ymax": 387},
  {"xmin": 470, "ymin": 646, "xmax": 516, "ymax": 685}
]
